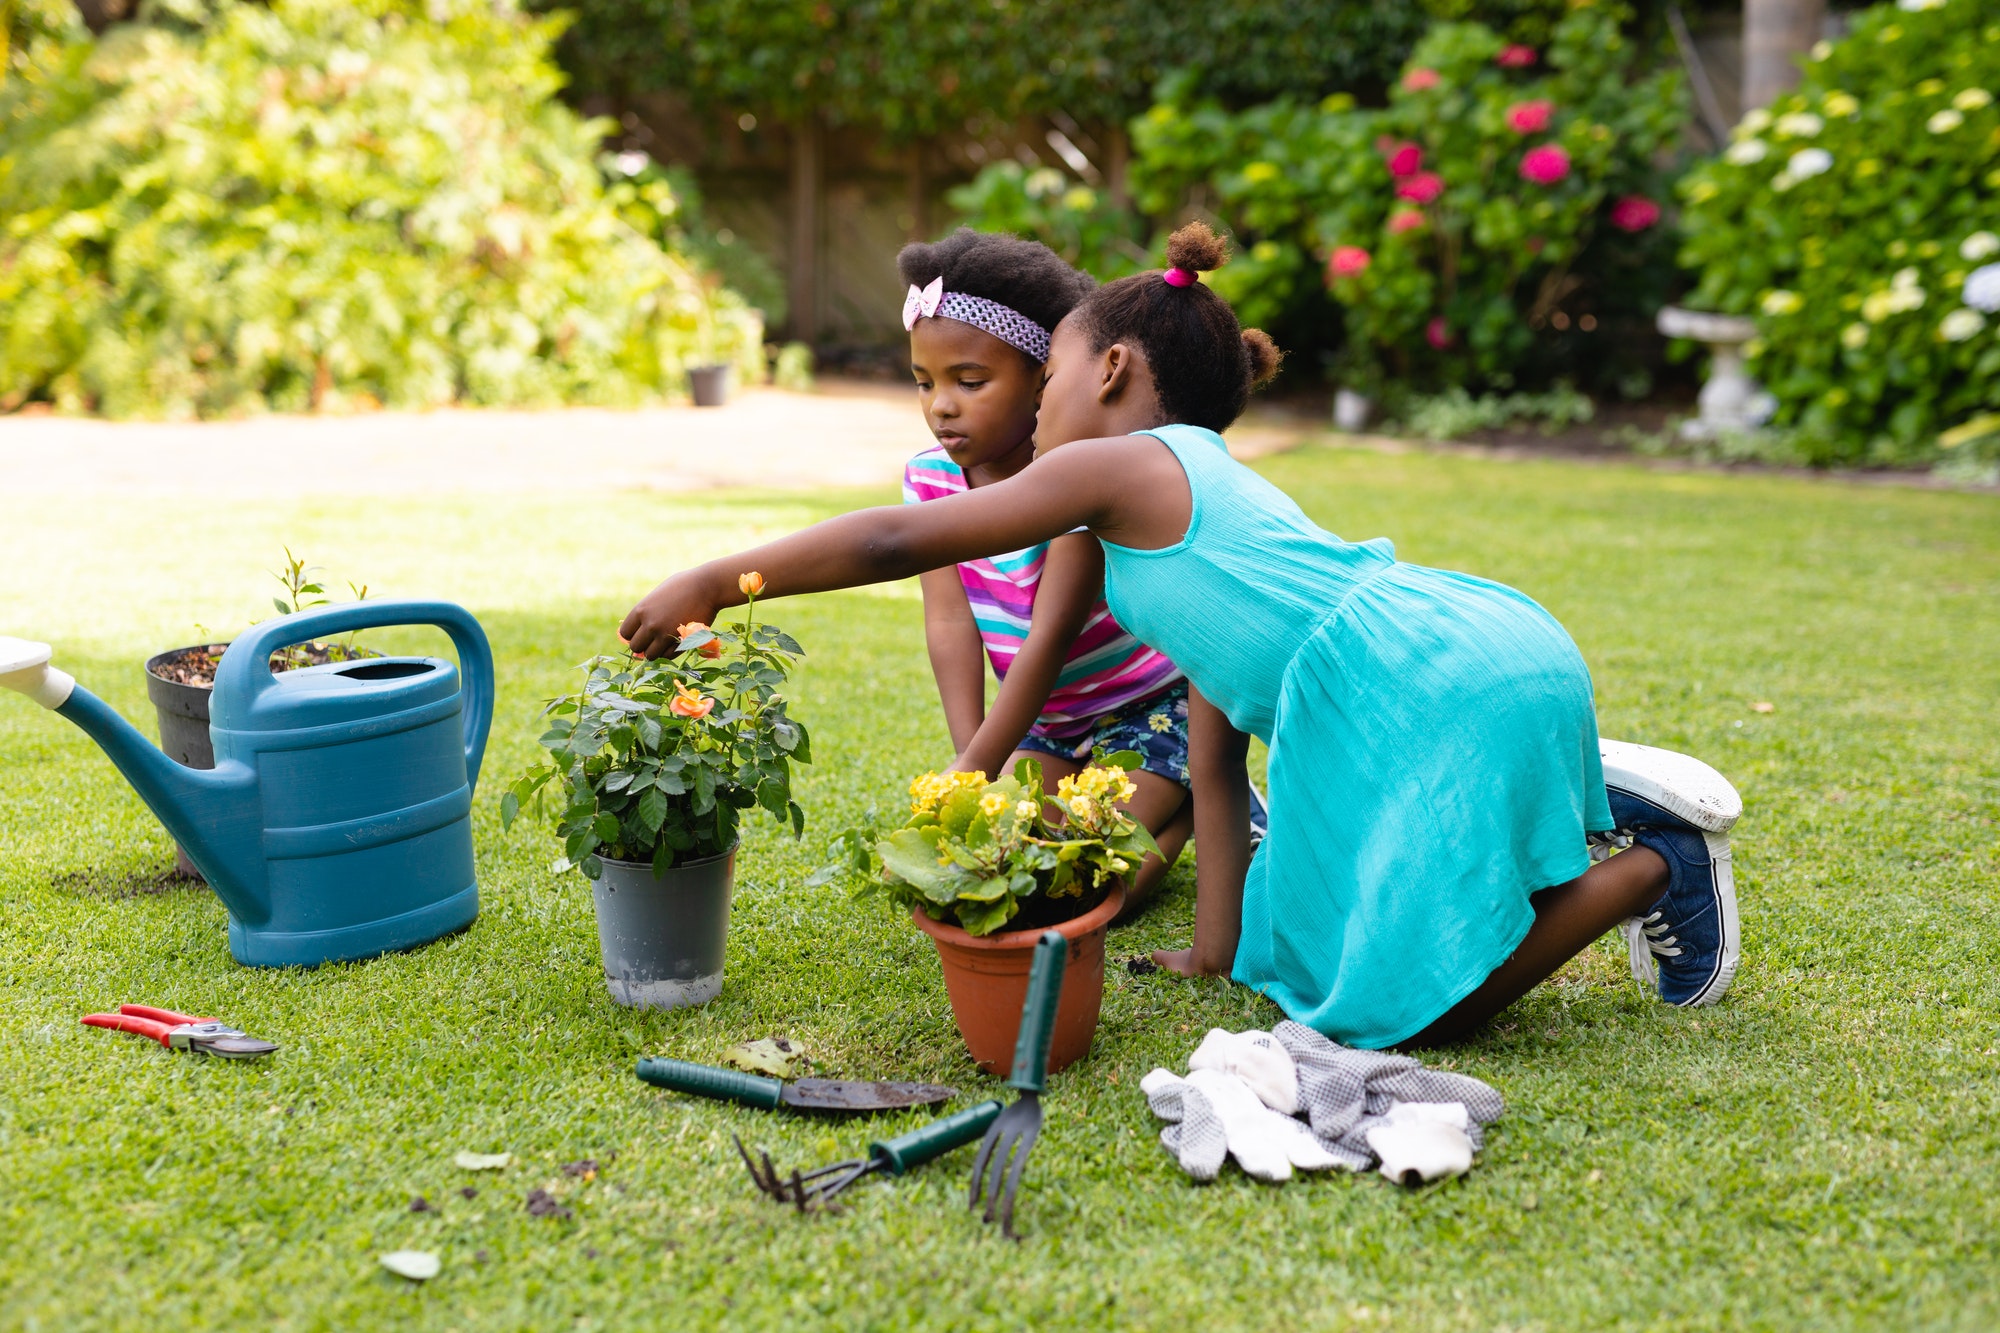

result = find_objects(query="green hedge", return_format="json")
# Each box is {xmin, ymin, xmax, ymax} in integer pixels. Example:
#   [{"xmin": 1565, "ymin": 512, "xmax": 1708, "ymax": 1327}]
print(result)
[
  {"xmin": 0, "ymin": 0, "xmax": 762, "ymax": 418},
  {"xmin": 1677, "ymin": 0, "xmax": 2000, "ymax": 466}
]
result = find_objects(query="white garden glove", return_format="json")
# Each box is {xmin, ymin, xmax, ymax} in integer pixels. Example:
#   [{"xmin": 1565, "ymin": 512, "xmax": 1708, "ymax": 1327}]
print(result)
[
  {"xmin": 1144, "ymin": 1067, "xmax": 1342, "ymax": 1183},
  {"xmin": 1187, "ymin": 1028, "xmax": 1299, "ymax": 1115},
  {"xmin": 1363, "ymin": 1102, "xmax": 1476, "ymax": 1185}
]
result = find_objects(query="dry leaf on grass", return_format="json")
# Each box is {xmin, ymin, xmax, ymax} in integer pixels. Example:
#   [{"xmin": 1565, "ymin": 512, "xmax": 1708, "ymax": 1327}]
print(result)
[
  {"xmin": 379, "ymin": 1250, "xmax": 441, "ymax": 1281},
  {"xmin": 453, "ymin": 1151, "xmax": 512, "ymax": 1171},
  {"xmin": 722, "ymin": 1037, "xmax": 808, "ymax": 1078}
]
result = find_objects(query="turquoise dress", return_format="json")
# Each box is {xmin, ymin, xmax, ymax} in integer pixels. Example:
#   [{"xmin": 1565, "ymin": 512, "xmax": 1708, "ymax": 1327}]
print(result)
[{"xmin": 1101, "ymin": 425, "xmax": 1613, "ymax": 1048}]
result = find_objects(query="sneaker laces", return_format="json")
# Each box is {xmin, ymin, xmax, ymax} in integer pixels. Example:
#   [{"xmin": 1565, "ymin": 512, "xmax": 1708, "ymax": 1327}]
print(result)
[
  {"xmin": 1621, "ymin": 909, "xmax": 1682, "ymax": 988},
  {"xmin": 1633, "ymin": 910, "xmax": 1682, "ymax": 959}
]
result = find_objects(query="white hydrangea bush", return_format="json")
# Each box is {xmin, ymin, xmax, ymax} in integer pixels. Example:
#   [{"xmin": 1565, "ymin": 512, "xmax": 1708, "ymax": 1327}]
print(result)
[{"xmin": 1677, "ymin": 0, "xmax": 2000, "ymax": 465}]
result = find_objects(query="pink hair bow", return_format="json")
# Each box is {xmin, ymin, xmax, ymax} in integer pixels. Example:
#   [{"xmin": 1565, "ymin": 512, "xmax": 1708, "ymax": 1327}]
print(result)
[{"xmin": 902, "ymin": 277, "xmax": 944, "ymax": 331}]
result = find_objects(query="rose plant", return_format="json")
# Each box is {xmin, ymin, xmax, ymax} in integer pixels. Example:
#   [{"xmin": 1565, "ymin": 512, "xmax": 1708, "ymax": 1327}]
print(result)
[
  {"xmin": 1124, "ymin": 2, "xmax": 1684, "ymax": 395},
  {"xmin": 501, "ymin": 575, "xmax": 811, "ymax": 878},
  {"xmin": 1675, "ymin": 0, "xmax": 2000, "ymax": 466},
  {"xmin": 812, "ymin": 758, "xmax": 1160, "ymax": 937}
]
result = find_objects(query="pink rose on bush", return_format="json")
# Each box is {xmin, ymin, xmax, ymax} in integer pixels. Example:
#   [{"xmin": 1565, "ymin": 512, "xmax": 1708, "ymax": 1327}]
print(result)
[
  {"xmin": 1386, "ymin": 142, "xmax": 1423, "ymax": 177},
  {"xmin": 1426, "ymin": 317, "xmax": 1453, "ymax": 350},
  {"xmin": 1496, "ymin": 44, "xmax": 1537, "ymax": 68},
  {"xmin": 1395, "ymin": 171, "xmax": 1444, "ymax": 204},
  {"xmin": 1388, "ymin": 209, "xmax": 1427, "ymax": 235},
  {"xmin": 1506, "ymin": 100, "xmax": 1554, "ymax": 134},
  {"xmin": 1328, "ymin": 245, "xmax": 1372, "ymax": 279},
  {"xmin": 1519, "ymin": 144, "xmax": 1571, "ymax": 185},
  {"xmin": 1609, "ymin": 195, "xmax": 1661, "ymax": 232},
  {"xmin": 1402, "ymin": 67, "xmax": 1441, "ymax": 92}
]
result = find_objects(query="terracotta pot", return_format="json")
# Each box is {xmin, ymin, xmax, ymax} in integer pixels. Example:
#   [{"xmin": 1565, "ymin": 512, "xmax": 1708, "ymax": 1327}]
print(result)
[{"xmin": 911, "ymin": 885, "xmax": 1124, "ymax": 1077}]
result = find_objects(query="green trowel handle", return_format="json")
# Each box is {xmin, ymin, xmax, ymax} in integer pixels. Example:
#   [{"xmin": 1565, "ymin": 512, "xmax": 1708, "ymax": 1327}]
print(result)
[
  {"xmin": 1007, "ymin": 930, "xmax": 1068, "ymax": 1094},
  {"xmin": 868, "ymin": 1100, "xmax": 1003, "ymax": 1176},
  {"xmin": 635, "ymin": 1057, "xmax": 784, "ymax": 1110}
]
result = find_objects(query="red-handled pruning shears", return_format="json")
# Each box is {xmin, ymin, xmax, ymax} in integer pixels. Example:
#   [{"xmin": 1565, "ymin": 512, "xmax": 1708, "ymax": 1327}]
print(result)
[{"xmin": 80, "ymin": 1005, "xmax": 278, "ymax": 1060}]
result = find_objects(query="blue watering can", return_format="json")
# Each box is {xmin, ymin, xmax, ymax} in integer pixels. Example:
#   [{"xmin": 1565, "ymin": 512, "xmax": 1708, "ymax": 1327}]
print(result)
[{"xmin": 0, "ymin": 601, "xmax": 493, "ymax": 967}]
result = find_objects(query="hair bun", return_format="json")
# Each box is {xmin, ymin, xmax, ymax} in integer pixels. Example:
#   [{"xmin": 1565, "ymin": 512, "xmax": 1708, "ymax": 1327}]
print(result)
[
  {"xmin": 1242, "ymin": 328, "xmax": 1283, "ymax": 390},
  {"xmin": 1164, "ymin": 221, "xmax": 1230, "ymax": 275}
]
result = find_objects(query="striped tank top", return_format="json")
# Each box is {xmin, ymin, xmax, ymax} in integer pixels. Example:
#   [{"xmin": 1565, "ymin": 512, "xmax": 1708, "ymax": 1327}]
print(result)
[{"xmin": 903, "ymin": 446, "xmax": 1183, "ymax": 740}]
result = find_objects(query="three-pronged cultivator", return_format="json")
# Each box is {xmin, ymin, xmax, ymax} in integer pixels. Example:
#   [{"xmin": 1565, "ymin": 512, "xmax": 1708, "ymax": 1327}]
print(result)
[{"xmin": 734, "ymin": 1100, "xmax": 1002, "ymax": 1211}]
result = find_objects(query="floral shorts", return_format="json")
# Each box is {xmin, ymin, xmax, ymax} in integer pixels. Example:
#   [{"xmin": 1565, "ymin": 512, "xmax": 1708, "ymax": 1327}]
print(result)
[{"xmin": 1015, "ymin": 682, "xmax": 1191, "ymax": 789}]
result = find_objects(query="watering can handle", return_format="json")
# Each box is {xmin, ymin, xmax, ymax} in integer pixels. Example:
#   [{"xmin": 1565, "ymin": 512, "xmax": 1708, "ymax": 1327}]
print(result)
[{"xmin": 214, "ymin": 599, "xmax": 495, "ymax": 792}]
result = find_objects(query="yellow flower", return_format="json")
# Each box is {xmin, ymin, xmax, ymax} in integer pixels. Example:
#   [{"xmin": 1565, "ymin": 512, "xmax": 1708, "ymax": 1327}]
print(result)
[
  {"xmin": 1067, "ymin": 796, "xmax": 1093, "ymax": 822},
  {"xmin": 1841, "ymin": 322, "xmax": 1869, "ymax": 350},
  {"xmin": 1954, "ymin": 88, "xmax": 1993, "ymax": 112},
  {"xmin": 1015, "ymin": 799, "xmax": 1038, "ymax": 821},
  {"xmin": 1822, "ymin": 91, "xmax": 1859, "ymax": 117},
  {"xmin": 908, "ymin": 769, "xmax": 985, "ymax": 816},
  {"xmin": 979, "ymin": 792, "xmax": 1008, "ymax": 819},
  {"xmin": 1061, "ymin": 186, "xmax": 1098, "ymax": 212},
  {"xmin": 1149, "ymin": 712, "xmax": 1172, "ymax": 733},
  {"xmin": 1243, "ymin": 162, "xmax": 1281, "ymax": 185}
]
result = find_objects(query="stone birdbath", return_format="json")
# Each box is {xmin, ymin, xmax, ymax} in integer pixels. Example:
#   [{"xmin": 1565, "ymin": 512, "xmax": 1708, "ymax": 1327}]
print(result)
[{"xmin": 1657, "ymin": 306, "xmax": 1777, "ymax": 440}]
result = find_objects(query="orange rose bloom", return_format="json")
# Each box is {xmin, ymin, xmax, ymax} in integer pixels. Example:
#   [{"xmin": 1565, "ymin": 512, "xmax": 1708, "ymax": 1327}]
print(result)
[
  {"xmin": 738, "ymin": 571, "xmax": 765, "ymax": 596},
  {"xmin": 676, "ymin": 621, "xmax": 723, "ymax": 658},
  {"xmin": 669, "ymin": 685, "xmax": 715, "ymax": 720}
]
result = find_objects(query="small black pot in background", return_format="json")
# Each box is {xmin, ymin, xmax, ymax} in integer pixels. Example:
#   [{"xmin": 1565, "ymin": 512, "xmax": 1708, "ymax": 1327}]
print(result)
[
  {"xmin": 687, "ymin": 364, "xmax": 730, "ymax": 407},
  {"xmin": 143, "ymin": 645, "xmax": 223, "ymax": 880}
]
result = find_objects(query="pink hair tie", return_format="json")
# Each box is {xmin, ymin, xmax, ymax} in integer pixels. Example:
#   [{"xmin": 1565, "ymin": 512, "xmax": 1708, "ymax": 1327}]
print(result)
[{"xmin": 1162, "ymin": 266, "xmax": 1197, "ymax": 288}]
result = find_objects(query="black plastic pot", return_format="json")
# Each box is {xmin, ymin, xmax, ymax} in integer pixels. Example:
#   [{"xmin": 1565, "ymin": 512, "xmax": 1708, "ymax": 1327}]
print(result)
[
  {"xmin": 591, "ymin": 846, "xmax": 736, "ymax": 1009},
  {"xmin": 687, "ymin": 364, "xmax": 730, "ymax": 408},
  {"xmin": 144, "ymin": 644, "xmax": 225, "ymax": 880}
]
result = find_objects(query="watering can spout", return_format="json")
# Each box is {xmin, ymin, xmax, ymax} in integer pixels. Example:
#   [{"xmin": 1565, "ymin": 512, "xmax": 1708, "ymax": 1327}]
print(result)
[{"xmin": 0, "ymin": 637, "xmax": 267, "ymax": 922}]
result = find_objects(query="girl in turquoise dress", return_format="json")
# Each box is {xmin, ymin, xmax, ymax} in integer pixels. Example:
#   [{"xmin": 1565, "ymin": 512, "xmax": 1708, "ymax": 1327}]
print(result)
[{"xmin": 621, "ymin": 224, "xmax": 1741, "ymax": 1048}]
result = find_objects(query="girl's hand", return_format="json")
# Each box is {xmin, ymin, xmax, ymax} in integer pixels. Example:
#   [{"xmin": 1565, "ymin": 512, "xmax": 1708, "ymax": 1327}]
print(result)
[
  {"xmin": 1151, "ymin": 947, "xmax": 1226, "ymax": 977},
  {"xmin": 621, "ymin": 570, "xmax": 724, "ymax": 658}
]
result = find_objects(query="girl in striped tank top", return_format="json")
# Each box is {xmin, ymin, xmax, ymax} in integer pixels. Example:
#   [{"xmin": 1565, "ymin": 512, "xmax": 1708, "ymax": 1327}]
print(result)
[{"xmin": 896, "ymin": 230, "xmax": 1217, "ymax": 907}]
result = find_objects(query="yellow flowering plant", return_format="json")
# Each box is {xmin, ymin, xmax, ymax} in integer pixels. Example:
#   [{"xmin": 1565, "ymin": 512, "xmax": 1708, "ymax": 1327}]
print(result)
[{"xmin": 810, "ymin": 755, "xmax": 1161, "ymax": 937}]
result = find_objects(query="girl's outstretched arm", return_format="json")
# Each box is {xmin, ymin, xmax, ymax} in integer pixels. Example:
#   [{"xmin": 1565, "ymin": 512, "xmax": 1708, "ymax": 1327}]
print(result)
[
  {"xmin": 620, "ymin": 437, "xmax": 1146, "ymax": 656},
  {"xmin": 1154, "ymin": 684, "xmax": 1251, "ymax": 978}
]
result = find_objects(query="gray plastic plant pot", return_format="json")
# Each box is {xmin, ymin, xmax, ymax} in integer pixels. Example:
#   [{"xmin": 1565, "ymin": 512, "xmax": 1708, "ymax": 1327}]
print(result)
[
  {"xmin": 687, "ymin": 364, "xmax": 730, "ymax": 407},
  {"xmin": 592, "ymin": 846, "xmax": 736, "ymax": 1009}
]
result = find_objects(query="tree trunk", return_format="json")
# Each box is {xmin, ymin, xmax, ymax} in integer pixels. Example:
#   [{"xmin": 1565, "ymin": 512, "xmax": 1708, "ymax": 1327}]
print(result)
[
  {"xmin": 1743, "ymin": 0, "xmax": 1825, "ymax": 111},
  {"xmin": 787, "ymin": 114, "xmax": 823, "ymax": 345}
]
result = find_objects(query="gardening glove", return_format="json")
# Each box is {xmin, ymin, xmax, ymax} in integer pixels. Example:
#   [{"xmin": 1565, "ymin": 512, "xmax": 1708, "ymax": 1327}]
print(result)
[
  {"xmin": 1363, "ymin": 1102, "xmax": 1476, "ymax": 1186},
  {"xmin": 1141, "ymin": 1067, "xmax": 1227, "ymax": 1182},
  {"xmin": 1186, "ymin": 1028, "xmax": 1299, "ymax": 1116},
  {"xmin": 1144, "ymin": 1068, "xmax": 1341, "ymax": 1183}
]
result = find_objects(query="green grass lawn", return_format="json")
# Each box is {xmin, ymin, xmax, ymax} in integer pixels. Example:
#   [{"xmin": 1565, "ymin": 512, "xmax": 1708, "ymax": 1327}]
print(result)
[{"xmin": 2, "ymin": 447, "xmax": 1997, "ymax": 1332}]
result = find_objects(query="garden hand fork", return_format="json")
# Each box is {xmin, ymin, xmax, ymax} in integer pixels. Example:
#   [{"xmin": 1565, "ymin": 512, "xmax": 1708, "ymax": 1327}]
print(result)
[{"xmin": 968, "ymin": 930, "xmax": 1066, "ymax": 1239}]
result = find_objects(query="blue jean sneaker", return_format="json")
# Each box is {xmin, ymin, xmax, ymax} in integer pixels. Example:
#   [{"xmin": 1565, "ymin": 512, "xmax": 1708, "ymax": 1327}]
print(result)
[{"xmin": 1599, "ymin": 739, "xmax": 1742, "ymax": 1007}]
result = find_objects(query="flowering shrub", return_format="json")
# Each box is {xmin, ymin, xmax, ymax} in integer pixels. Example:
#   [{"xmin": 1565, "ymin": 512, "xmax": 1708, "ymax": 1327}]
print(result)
[
  {"xmin": 502, "ymin": 577, "xmax": 811, "ymax": 879},
  {"xmin": 0, "ymin": 0, "xmax": 763, "ymax": 418},
  {"xmin": 1676, "ymin": 0, "xmax": 2000, "ymax": 466},
  {"xmin": 1126, "ymin": 2, "xmax": 1683, "ymax": 394},
  {"xmin": 1310, "ymin": 4, "xmax": 1683, "ymax": 391},
  {"xmin": 813, "ymin": 758, "xmax": 1160, "ymax": 937}
]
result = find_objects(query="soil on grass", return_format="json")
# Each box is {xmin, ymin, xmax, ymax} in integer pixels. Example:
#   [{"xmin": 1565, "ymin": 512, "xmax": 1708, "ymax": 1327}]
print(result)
[{"xmin": 149, "ymin": 641, "xmax": 375, "ymax": 689}]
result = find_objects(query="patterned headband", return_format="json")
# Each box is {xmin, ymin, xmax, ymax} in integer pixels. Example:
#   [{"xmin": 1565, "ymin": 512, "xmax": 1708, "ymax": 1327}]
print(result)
[{"xmin": 902, "ymin": 277, "xmax": 1052, "ymax": 362}]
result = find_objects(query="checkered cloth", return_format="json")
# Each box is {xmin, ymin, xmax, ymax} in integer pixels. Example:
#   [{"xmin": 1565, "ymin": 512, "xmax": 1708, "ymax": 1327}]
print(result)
[{"xmin": 1273, "ymin": 1021, "xmax": 1504, "ymax": 1170}]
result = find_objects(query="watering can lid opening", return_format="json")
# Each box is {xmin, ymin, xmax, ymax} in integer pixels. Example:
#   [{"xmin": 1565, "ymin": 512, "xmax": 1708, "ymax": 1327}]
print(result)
[
  {"xmin": 213, "ymin": 654, "xmax": 462, "ymax": 732},
  {"xmin": 0, "ymin": 638, "xmax": 53, "ymax": 674}
]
